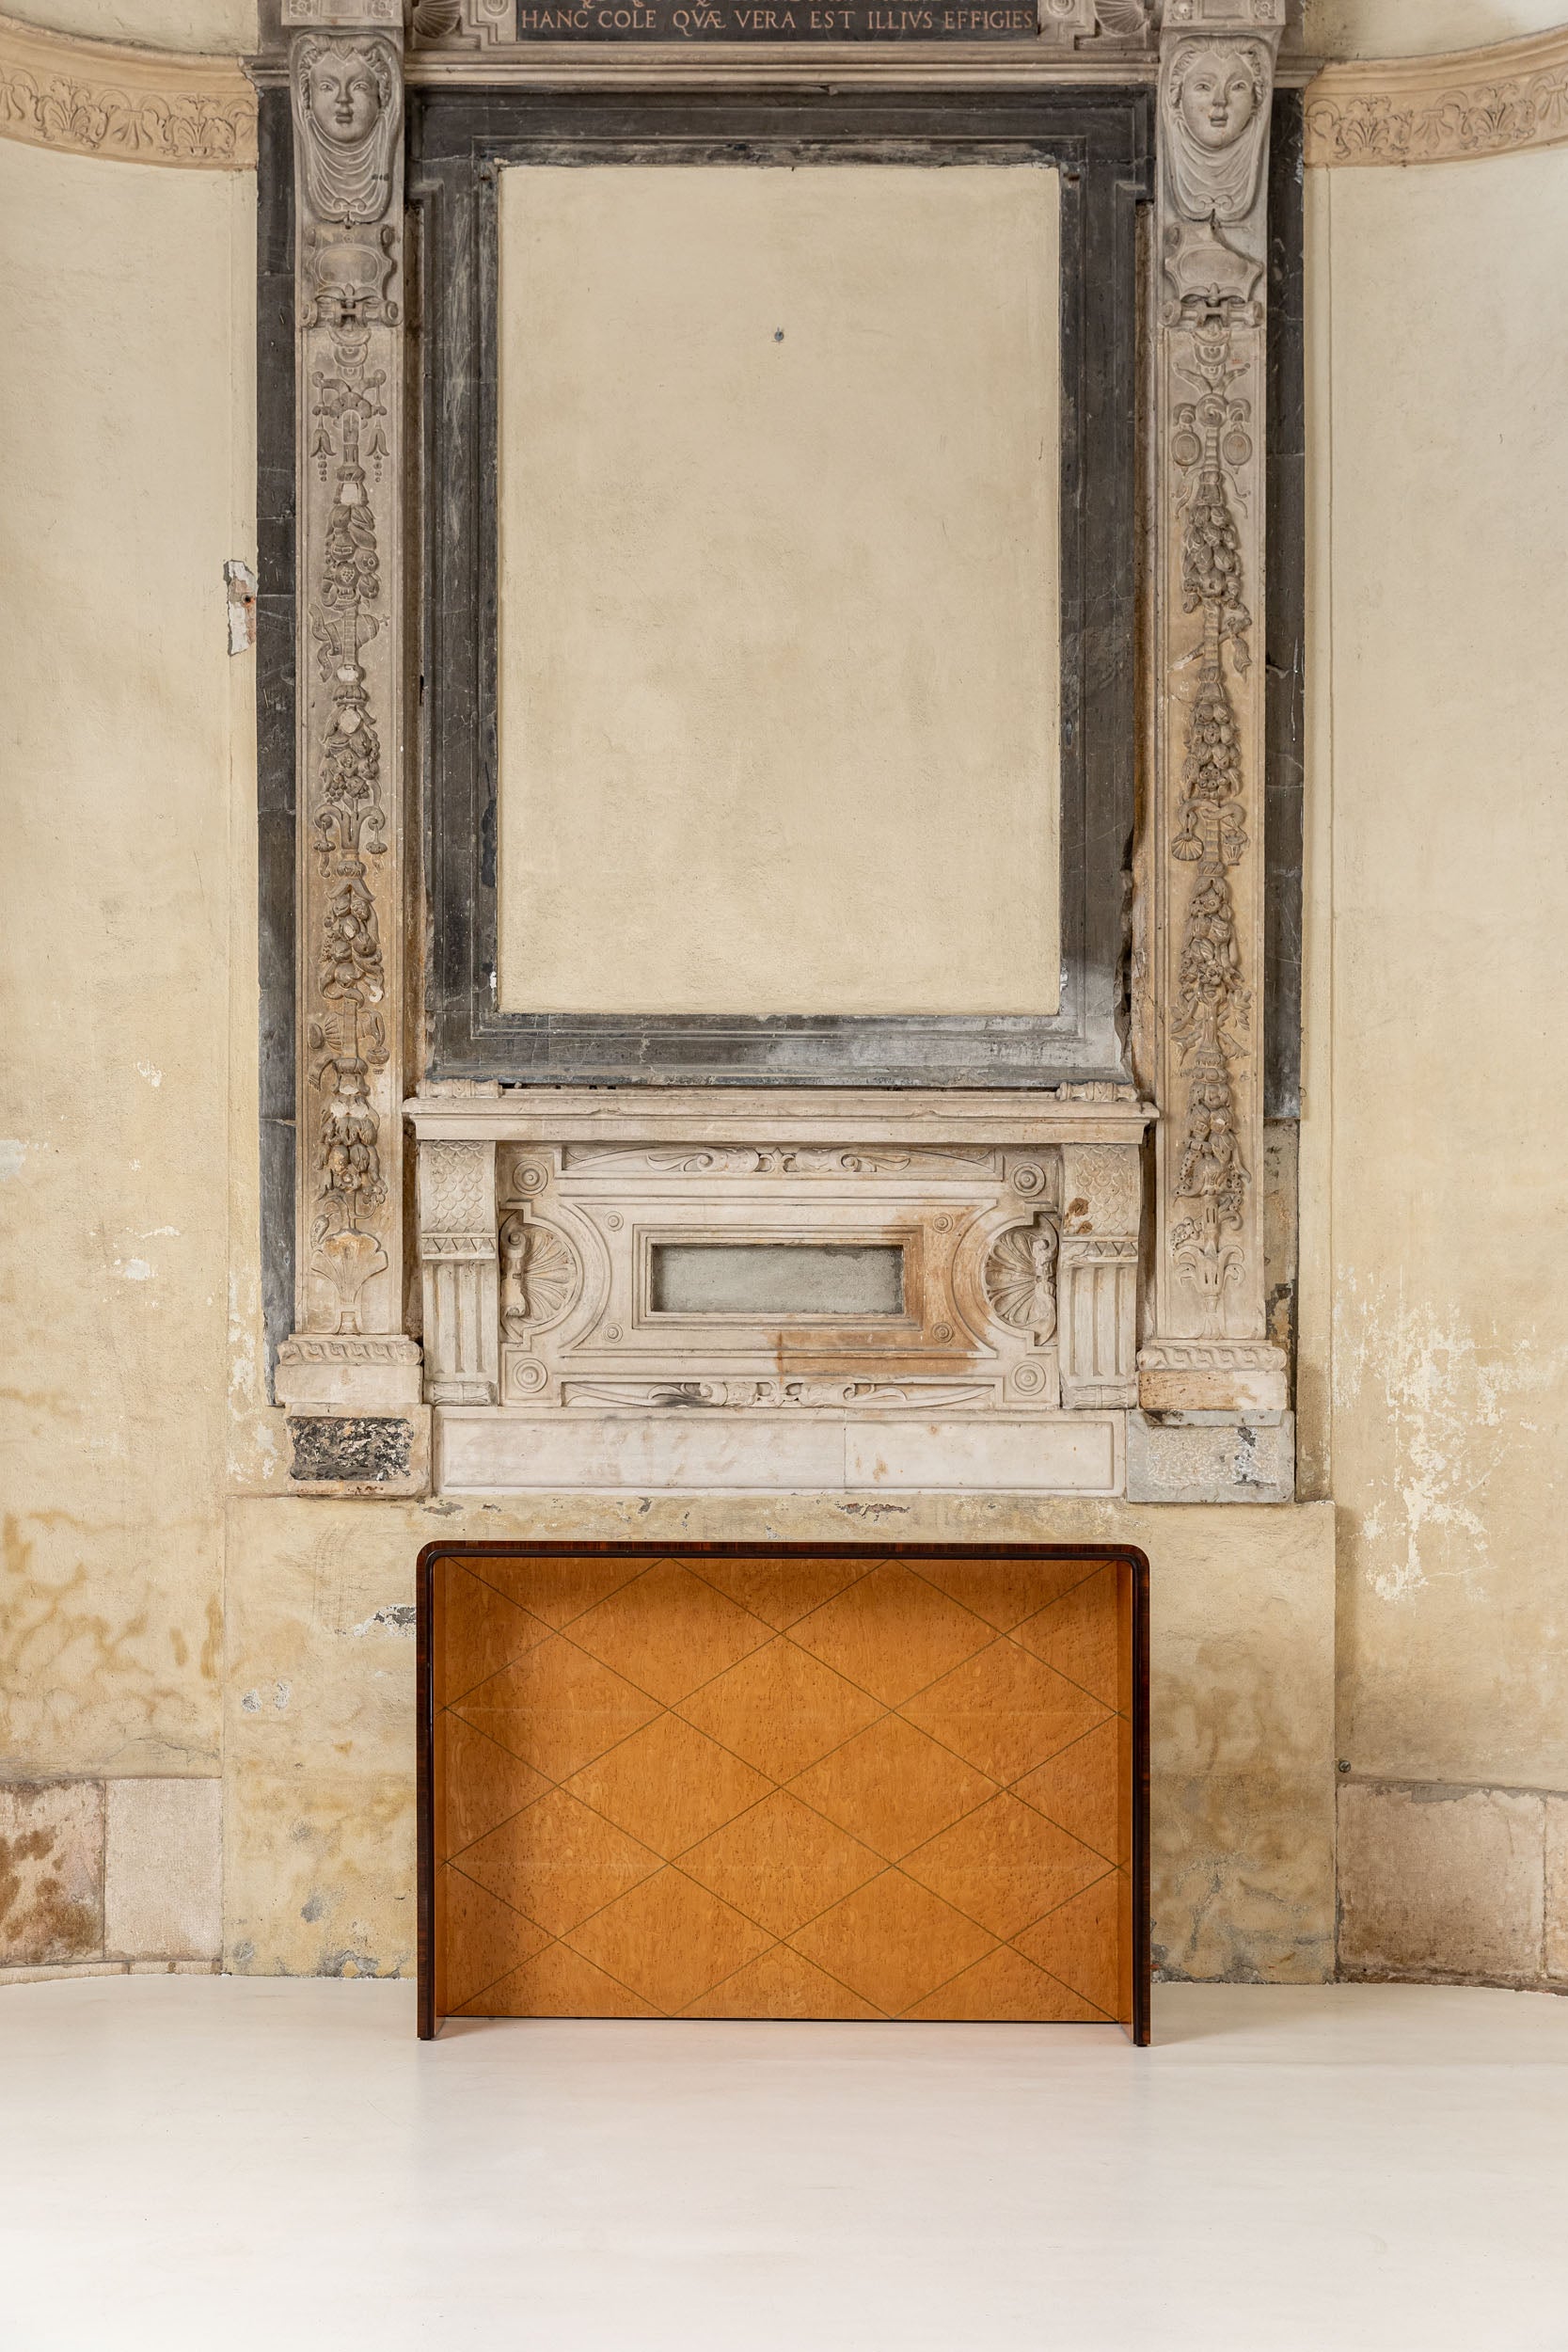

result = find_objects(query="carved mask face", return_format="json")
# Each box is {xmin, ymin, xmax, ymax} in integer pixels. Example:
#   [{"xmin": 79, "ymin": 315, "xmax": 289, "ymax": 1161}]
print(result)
[
  {"xmin": 308, "ymin": 48, "xmax": 382, "ymax": 148},
  {"xmin": 1176, "ymin": 46, "xmax": 1260, "ymax": 152}
]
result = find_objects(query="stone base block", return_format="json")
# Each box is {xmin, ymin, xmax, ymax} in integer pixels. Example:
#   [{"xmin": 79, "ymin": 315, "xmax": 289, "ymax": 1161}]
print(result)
[
  {"xmin": 0, "ymin": 1782, "xmax": 103, "ymax": 1968},
  {"xmin": 283, "ymin": 1406, "xmax": 432, "ymax": 1498},
  {"xmin": 1338, "ymin": 1779, "xmax": 1549, "ymax": 1985},
  {"xmin": 436, "ymin": 1406, "xmax": 1124, "ymax": 1496},
  {"xmin": 1126, "ymin": 1409, "xmax": 1293, "ymax": 1503},
  {"xmin": 105, "ymin": 1779, "xmax": 221, "ymax": 1963}
]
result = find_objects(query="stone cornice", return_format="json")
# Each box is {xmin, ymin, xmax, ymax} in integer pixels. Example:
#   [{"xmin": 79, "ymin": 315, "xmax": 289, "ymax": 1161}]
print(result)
[
  {"xmin": 1305, "ymin": 24, "xmax": 1568, "ymax": 168},
  {"xmin": 0, "ymin": 8, "xmax": 256, "ymax": 168}
]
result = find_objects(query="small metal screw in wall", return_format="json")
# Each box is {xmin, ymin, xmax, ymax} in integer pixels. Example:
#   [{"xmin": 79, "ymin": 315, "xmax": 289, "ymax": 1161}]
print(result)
[{"xmin": 1337, "ymin": 1759, "xmax": 1352, "ymax": 1774}]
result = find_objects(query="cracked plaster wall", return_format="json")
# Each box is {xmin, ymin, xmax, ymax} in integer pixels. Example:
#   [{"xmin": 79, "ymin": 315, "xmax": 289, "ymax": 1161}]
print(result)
[{"xmin": 1303, "ymin": 137, "xmax": 1568, "ymax": 1983}]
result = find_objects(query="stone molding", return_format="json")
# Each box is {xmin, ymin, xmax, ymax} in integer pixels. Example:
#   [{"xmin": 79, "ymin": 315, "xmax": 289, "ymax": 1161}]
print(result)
[
  {"xmin": 1305, "ymin": 26, "xmax": 1568, "ymax": 167},
  {"xmin": 0, "ymin": 8, "xmax": 256, "ymax": 168}
]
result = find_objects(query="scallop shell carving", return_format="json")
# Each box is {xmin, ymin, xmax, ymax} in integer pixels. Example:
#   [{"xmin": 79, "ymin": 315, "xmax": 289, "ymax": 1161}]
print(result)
[
  {"xmin": 499, "ymin": 1215, "xmax": 579, "ymax": 1338},
  {"xmin": 983, "ymin": 1218, "xmax": 1060, "ymax": 1341}
]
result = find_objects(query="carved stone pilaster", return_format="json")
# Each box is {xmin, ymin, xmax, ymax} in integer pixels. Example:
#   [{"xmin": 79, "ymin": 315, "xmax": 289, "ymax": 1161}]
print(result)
[
  {"xmin": 1058, "ymin": 1143, "xmax": 1139, "ymax": 1409},
  {"xmin": 277, "ymin": 6, "xmax": 422, "ymax": 1483},
  {"xmin": 419, "ymin": 1141, "xmax": 500, "ymax": 1406},
  {"xmin": 1139, "ymin": 0, "xmax": 1289, "ymax": 1419}
]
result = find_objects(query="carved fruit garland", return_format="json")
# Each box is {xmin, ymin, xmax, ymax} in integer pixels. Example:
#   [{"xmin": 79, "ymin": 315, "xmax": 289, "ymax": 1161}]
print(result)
[
  {"xmin": 1169, "ymin": 306, "xmax": 1253, "ymax": 1324},
  {"xmin": 292, "ymin": 31, "xmax": 402, "ymax": 1338},
  {"xmin": 308, "ymin": 316, "xmax": 392, "ymax": 1326}
]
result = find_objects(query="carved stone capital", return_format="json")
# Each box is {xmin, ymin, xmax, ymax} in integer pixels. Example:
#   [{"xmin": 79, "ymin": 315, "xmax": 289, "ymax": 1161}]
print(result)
[
  {"xmin": 418, "ymin": 1139, "xmax": 499, "ymax": 1406},
  {"xmin": 1141, "ymin": 1, "xmax": 1287, "ymax": 1427}
]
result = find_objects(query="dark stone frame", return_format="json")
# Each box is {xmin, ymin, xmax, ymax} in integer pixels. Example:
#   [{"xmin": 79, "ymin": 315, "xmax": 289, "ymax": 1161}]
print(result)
[
  {"xmin": 254, "ymin": 85, "xmax": 1304, "ymax": 1377},
  {"xmin": 413, "ymin": 87, "xmax": 1151, "ymax": 1087},
  {"xmin": 1264, "ymin": 90, "xmax": 1305, "ymax": 1122}
]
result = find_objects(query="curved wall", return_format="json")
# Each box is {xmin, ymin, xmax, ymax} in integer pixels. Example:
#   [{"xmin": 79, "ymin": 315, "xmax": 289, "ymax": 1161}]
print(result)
[{"xmin": 9, "ymin": 9, "xmax": 1568, "ymax": 1994}]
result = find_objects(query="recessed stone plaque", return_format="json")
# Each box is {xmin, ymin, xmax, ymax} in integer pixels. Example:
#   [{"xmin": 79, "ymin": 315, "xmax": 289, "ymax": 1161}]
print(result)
[
  {"xmin": 650, "ymin": 1242, "xmax": 906, "ymax": 1316},
  {"xmin": 512, "ymin": 3, "xmax": 1039, "ymax": 37},
  {"xmin": 496, "ymin": 161, "xmax": 1062, "ymax": 1021}
]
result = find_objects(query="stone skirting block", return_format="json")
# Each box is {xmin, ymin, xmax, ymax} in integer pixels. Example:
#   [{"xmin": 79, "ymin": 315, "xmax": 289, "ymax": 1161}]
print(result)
[
  {"xmin": 1338, "ymin": 1780, "xmax": 1549, "ymax": 1986},
  {"xmin": 1126, "ymin": 1410, "xmax": 1294, "ymax": 1503},
  {"xmin": 1548, "ymin": 1799, "xmax": 1568, "ymax": 1984},
  {"xmin": 104, "ymin": 1779, "xmax": 222, "ymax": 1963},
  {"xmin": 0, "ymin": 1782, "xmax": 103, "ymax": 1969}
]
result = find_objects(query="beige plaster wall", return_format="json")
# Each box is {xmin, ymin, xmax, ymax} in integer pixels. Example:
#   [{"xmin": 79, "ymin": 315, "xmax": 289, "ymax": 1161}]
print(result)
[
  {"xmin": 4, "ymin": 0, "xmax": 258, "ymax": 52},
  {"xmin": 496, "ymin": 163, "xmax": 1061, "ymax": 1021},
  {"xmin": 1298, "ymin": 1, "xmax": 1568, "ymax": 57},
  {"xmin": 0, "ymin": 135, "xmax": 254, "ymax": 1785},
  {"xmin": 1305, "ymin": 143, "xmax": 1568, "ymax": 1984},
  {"xmin": 223, "ymin": 1493, "xmax": 1336, "ymax": 1984},
  {"xmin": 23, "ymin": 70, "xmax": 1568, "ymax": 2001}
]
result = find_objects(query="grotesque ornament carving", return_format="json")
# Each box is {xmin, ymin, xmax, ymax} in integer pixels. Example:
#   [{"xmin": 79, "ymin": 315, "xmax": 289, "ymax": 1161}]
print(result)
[
  {"xmin": 984, "ymin": 1218, "xmax": 1060, "ymax": 1341},
  {"xmin": 1167, "ymin": 304, "xmax": 1256, "ymax": 1322},
  {"xmin": 1163, "ymin": 36, "xmax": 1273, "ymax": 224},
  {"xmin": 1142, "ymin": 6, "xmax": 1289, "ymax": 1408},
  {"xmin": 290, "ymin": 34, "xmax": 397, "ymax": 227},
  {"xmin": 290, "ymin": 24, "xmax": 405, "ymax": 1343}
]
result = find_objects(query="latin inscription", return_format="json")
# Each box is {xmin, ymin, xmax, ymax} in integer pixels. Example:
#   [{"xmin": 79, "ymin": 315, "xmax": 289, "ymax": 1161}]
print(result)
[{"xmin": 514, "ymin": 2, "xmax": 1038, "ymax": 37}]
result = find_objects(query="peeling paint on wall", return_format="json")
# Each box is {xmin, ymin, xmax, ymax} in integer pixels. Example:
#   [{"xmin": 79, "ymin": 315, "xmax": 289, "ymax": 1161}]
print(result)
[{"xmin": 1335, "ymin": 1275, "xmax": 1568, "ymax": 1605}]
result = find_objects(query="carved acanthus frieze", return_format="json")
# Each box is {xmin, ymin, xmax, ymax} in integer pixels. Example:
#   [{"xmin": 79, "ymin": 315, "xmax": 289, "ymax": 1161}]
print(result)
[
  {"xmin": 562, "ymin": 1144, "xmax": 998, "ymax": 1178},
  {"xmin": 1304, "ymin": 30, "xmax": 1568, "ymax": 169},
  {"xmin": 0, "ymin": 13, "xmax": 255, "ymax": 170},
  {"xmin": 561, "ymin": 1379, "xmax": 996, "ymax": 1411}
]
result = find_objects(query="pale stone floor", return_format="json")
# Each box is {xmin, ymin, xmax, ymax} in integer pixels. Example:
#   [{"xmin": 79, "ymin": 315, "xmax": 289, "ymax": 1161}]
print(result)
[{"xmin": 4, "ymin": 1979, "xmax": 1566, "ymax": 2351}]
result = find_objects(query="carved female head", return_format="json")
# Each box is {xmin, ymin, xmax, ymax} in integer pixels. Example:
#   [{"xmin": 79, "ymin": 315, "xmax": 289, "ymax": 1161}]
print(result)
[
  {"xmin": 308, "ymin": 46, "xmax": 384, "ymax": 148},
  {"xmin": 291, "ymin": 34, "xmax": 398, "ymax": 228},
  {"xmin": 1164, "ymin": 37, "xmax": 1272, "ymax": 225}
]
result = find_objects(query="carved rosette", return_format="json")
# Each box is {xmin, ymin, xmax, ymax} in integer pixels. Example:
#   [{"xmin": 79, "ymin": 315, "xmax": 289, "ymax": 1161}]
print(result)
[{"xmin": 1141, "ymin": 0, "xmax": 1287, "ymax": 1415}]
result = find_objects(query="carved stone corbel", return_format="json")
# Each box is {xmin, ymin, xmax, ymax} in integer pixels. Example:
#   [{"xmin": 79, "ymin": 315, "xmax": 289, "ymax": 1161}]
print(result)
[
  {"xmin": 1138, "ymin": 0, "xmax": 1289, "ymax": 1422},
  {"xmin": 273, "ymin": 4, "xmax": 427, "ymax": 1490}
]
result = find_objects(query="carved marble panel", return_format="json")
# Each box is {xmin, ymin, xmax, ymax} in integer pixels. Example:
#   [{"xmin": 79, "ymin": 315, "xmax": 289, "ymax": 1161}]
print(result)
[
  {"xmin": 276, "ymin": 6, "xmax": 426, "ymax": 1489},
  {"xmin": 408, "ymin": 1089, "xmax": 1151, "ymax": 1494},
  {"xmin": 1137, "ymin": 0, "xmax": 1289, "ymax": 1419}
]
